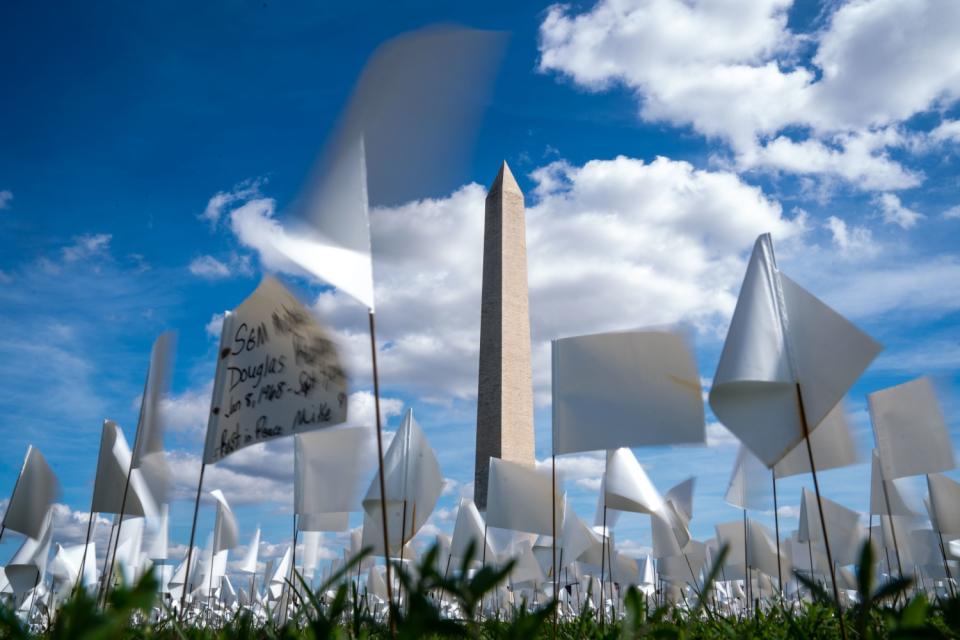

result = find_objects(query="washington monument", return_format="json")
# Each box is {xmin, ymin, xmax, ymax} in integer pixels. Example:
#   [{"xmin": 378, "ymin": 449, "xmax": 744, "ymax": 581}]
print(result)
[{"xmin": 474, "ymin": 161, "xmax": 536, "ymax": 510}]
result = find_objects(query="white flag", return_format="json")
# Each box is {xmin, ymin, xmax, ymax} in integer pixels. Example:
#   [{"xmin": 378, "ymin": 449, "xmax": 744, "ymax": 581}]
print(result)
[
  {"xmin": 91, "ymin": 420, "xmax": 158, "ymax": 519},
  {"xmin": 3, "ymin": 446, "xmax": 59, "ymax": 539},
  {"xmin": 926, "ymin": 473, "xmax": 960, "ymax": 535},
  {"xmin": 485, "ymin": 457, "xmax": 564, "ymax": 536},
  {"xmin": 603, "ymin": 448, "xmax": 664, "ymax": 515},
  {"xmin": 869, "ymin": 376, "xmax": 955, "ymax": 479},
  {"xmin": 204, "ymin": 277, "xmax": 348, "ymax": 463},
  {"xmin": 131, "ymin": 332, "xmax": 174, "ymax": 504},
  {"xmin": 295, "ymin": 426, "xmax": 370, "ymax": 517},
  {"xmin": 450, "ymin": 498, "xmax": 494, "ymax": 564},
  {"xmin": 869, "ymin": 450, "xmax": 916, "ymax": 516},
  {"xmin": 362, "ymin": 408, "xmax": 442, "ymax": 546},
  {"xmin": 774, "ymin": 402, "xmax": 858, "ymax": 478},
  {"xmin": 552, "ymin": 330, "xmax": 704, "ymax": 455},
  {"xmin": 238, "ymin": 527, "xmax": 261, "ymax": 574},
  {"xmin": 710, "ymin": 234, "xmax": 881, "ymax": 467},
  {"xmin": 210, "ymin": 489, "xmax": 240, "ymax": 553},
  {"xmin": 724, "ymin": 445, "xmax": 773, "ymax": 511}
]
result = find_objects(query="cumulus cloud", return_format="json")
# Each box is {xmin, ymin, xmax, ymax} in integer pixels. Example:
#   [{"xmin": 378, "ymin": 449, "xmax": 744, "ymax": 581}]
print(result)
[
  {"xmin": 875, "ymin": 193, "xmax": 923, "ymax": 229},
  {"xmin": 824, "ymin": 216, "xmax": 877, "ymax": 258},
  {"xmin": 292, "ymin": 156, "xmax": 801, "ymax": 404},
  {"xmin": 538, "ymin": 0, "xmax": 960, "ymax": 190},
  {"xmin": 200, "ymin": 178, "xmax": 266, "ymax": 229},
  {"xmin": 0, "ymin": 190, "xmax": 12, "ymax": 210}
]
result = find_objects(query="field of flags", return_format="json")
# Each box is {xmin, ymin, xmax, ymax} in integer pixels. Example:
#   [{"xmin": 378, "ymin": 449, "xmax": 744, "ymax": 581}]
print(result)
[{"xmin": 1, "ymin": 230, "xmax": 958, "ymax": 639}]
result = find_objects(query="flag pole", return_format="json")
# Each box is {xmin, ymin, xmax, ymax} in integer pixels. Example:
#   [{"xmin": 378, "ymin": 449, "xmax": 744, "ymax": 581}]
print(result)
[
  {"xmin": 368, "ymin": 309, "xmax": 395, "ymax": 633},
  {"xmin": 179, "ymin": 461, "xmax": 206, "ymax": 616},
  {"xmin": 878, "ymin": 471, "xmax": 905, "ymax": 580},
  {"xmin": 551, "ymin": 452, "xmax": 558, "ymax": 640},
  {"xmin": 797, "ymin": 384, "xmax": 848, "ymax": 639},
  {"xmin": 73, "ymin": 505, "xmax": 96, "ymax": 598},
  {"xmin": 599, "ymin": 503, "xmax": 607, "ymax": 630},
  {"xmin": 771, "ymin": 471, "xmax": 783, "ymax": 595}
]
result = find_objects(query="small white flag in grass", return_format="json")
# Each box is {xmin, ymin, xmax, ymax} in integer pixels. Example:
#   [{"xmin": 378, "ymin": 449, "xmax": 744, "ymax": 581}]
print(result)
[
  {"xmin": 711, "ymin": 233, "xmax": 881, "ymax": 467},
  {"xmin": 2, "ymin": 446, "xmax": 59, "ymax": 540},
  {"xmin": 204, "ymin": 277, "xmax": 348, "ymax": 464},
  {"xmin": 485, "ymin": 457, "xmax": 564, "ymax": 536},
  {"xmin": 603, "ymin": 448, "xmax": 664, "ymax": 515},
  {"xmin": 927, "ymin": 473, "xmax": 960, "ymax": 536},
  {"xmin": 237, "ymin": 527, "xmax": 260, "ymax": 575},
  {"xmin": 774, "ymin": 402, "xmax": 858, "ymax": 478},
  {"xmin": 450, "ymin": 498, "xmax": 494, "ymax": 565},
  {"xmin": 869, "ymin": 376, "xmax": 955, "ymax": 480},
  {"xmin": 295, "ymin": 426, "xmax": 370, "ymax": 517},
  {"xmin": 724, "ymin": 445, "xmax": 773, "ymax": 512},
  {"xmin": 210, "ymin": 489, "xmax": 239, "ymax": 552},
  {"xmin": 552, "ymin": 330, "xmax": 704, "ymax": 455},
  {"xmin": 92, "ymin": 420, "xmax": 158, "ymax": 520},
  {"xmin": 869, "ymin": 450, "xmax": 916, "ymax": 517},
  {"xmin": 362, "ymin": 408, "xmax": 442, "ymax": 547}
]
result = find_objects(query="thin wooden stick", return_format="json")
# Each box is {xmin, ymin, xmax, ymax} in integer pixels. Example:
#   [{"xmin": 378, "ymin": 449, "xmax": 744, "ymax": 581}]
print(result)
[
  {"xmin": 179, "ymin": 461, "xmax": 207, "ymax": 615},
  {"xmin": 772, "ymin": 471, "xmax": 783, "ymax": 595},
  {"xmin": 368, "ymin": 310, "xmax": 395, "ymax": 635},
  {"xmin": 796, "ymin": 384, "xmax": 848, "ymax": 640}
]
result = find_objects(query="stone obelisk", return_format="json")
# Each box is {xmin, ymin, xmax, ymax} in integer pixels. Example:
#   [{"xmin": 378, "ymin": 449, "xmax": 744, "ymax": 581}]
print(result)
[{"xmin": 474, "ymin": 161, "xmax": 536, "ymax": 510}]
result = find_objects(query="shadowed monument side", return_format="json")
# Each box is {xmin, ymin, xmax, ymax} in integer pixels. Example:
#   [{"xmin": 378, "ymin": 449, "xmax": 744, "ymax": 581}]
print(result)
[{"xmin": 474, "ymin": 161, "xmax": 536, "ymax": 511}]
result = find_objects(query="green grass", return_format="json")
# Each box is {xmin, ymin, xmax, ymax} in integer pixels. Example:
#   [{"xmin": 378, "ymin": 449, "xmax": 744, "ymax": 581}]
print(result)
[{"xmin": 2, "ymin": 541, "xmax": 959, "ymax": 639}]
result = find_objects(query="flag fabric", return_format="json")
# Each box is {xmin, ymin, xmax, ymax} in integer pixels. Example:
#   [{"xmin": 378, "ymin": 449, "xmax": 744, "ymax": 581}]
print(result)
[
  {"xmin": 926, "ymin": 473, "xmax": 960, "ymax": 535},
  {"xmin": 203, "ymin": 277, "xmax": 348, "ymax": 464},
  {"xmin": 91, "ymin": 420, "xmax": 158, "ymax": 520},
  {"xmin": 603, "ymin": 448, "xmax": 665, "ymax": 515},
  {"xmin": 710, "ymin": 234, "xmax": 881, "ymax": 467},
  {"xmin": 449, "ymin": 498, "xmax": 494, "ymax": 564},
  {"xmin": 797, "ymin": 487, "xmax": 863, "ymax": 565},
  {"xmin": 774, "ymin": 402, "xmax": 858, "ymax": 478},
  {"xmin": 210, "ymin": 489, "xmax": 240, "ymax": 553},
  {"xmin": 485, "ymin": 457, "xmax": 564, "ymax": 536},
  {"xmin": 362, "ymin": 408, "xmax": 443, "ymax": 548},
  {"xmin": 131, "ymin": 332, "xmax": 175, "ymax": 505},
  {"xmin": 665, "ymin": 477, "xmax": 696, "ymax": 524},
  {"xmin": 272, "ymin": 135, "xmax": 376, "ymax": 310},
  {"xmin": 3, "ymin": 446, "xmax": 59, "ymax": 540},
  {"xmin": 300, "ymin": 512, "xmax": 350, "ymax": 532},
  {"xmin": 869, "ymin": 377, "xmax": 955, "ymax": 479},
  {"xmin": 724, "ymin": 445, "xmax": 773, "ymax": 511},
  {"xmin": 295, "ymin": 426, "xmax": 370, "ymax": 517},
  {"xmin": 869, "ymin": 450, "xmax": 916, "ymax": 516},
  {"xmin": 237, "ymin": 527, "xmax": 260, "ymax": 574},
  {"xmin": 552, "ymin": 330, "xmax": 704, "ymax": 456}
]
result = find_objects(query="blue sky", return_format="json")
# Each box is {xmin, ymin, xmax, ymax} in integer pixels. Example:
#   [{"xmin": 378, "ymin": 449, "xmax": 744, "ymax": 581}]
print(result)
[{"xmin": 1, "ymin": 0, "xmax": 959, "ymax": 573}]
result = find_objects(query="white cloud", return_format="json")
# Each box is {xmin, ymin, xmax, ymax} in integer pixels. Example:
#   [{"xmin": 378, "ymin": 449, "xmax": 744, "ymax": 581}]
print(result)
[
  {"xmin": 824, "ymin": 215, "xmax": 877, "ymax": 258},
  {"xmin": 705, "ymin": 421, "xmax": 738, "ymax": 448},
  {"xmin": 62, "ymin": 233, "xmax": 112, "ymax": 262},
  {"xmin": 0, "ymin": 190, "xmax": 11, "ymax": 210},
  {"xmin": 297, "ymin": 156, "xmax": 802, "ymax": 404},
  {"xmin": 162, "ymin": 382, "xmax": 214, "ymax": 435},
  {"xmin": 943, "ymin": 204, "xmax": 960, "ymax": 220},
  {"xmin": 205, "ymin": 312, "xmax": 225, "ymax": 338},
  {"xmin": 200, "ymin": 178, "xmax": 265, "ymax": 229},
  {"xmin": 188, "ymin": 255, "xmax": 230, "ymax": 278},
  {"xmin": 930, "ymin": 119, "xmax": 960, "ymax": 144},
  {"xmin": 875, "ymin": 193, "xmax": 923, "ymax": 229},
  {"xmin": 538, "ymin": 0, "xmax": 960, "ymax": 190},
  {"xmin": 188, "ymin": 253, "xmax": 254, "ymax": 279}
]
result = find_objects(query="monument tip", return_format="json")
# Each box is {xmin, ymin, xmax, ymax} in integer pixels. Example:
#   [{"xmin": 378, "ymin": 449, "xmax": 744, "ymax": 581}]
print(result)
[{"xmin": 489, "ymin": 160, "xmax": 522, "ymax": 196}]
